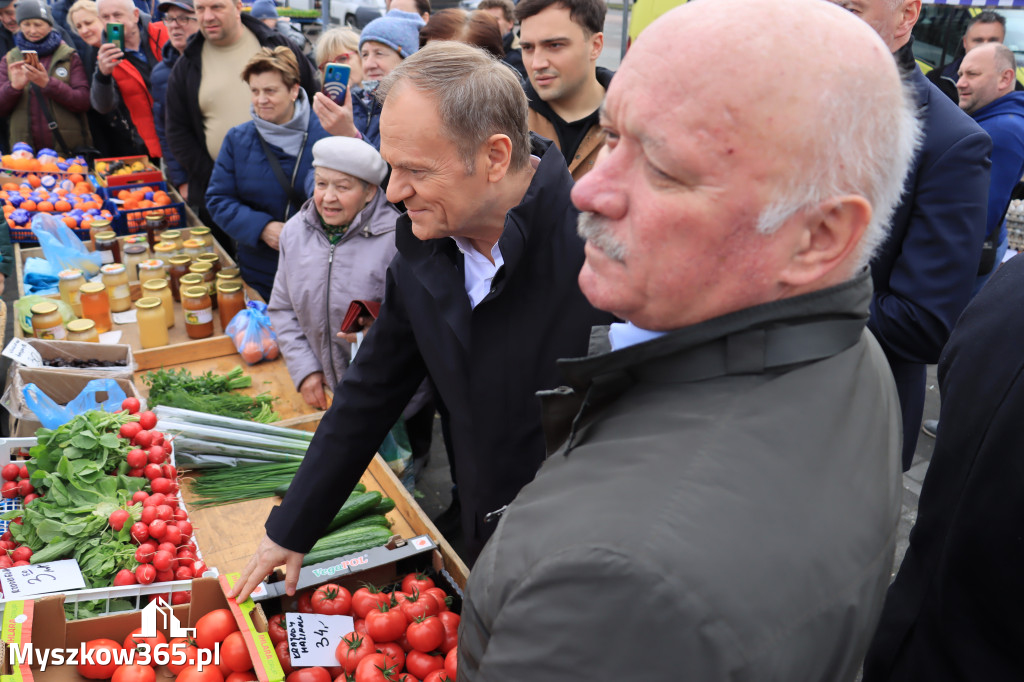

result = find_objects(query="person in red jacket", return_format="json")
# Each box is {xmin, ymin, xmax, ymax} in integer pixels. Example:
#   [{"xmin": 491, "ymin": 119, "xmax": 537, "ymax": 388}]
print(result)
[
  {"xmin": 90, "ymin": 0, "xmax": 167, "ymax": 158},
  {"xmin": 0, "ymin": 0, "xmax": 90, "ymax": 153}
]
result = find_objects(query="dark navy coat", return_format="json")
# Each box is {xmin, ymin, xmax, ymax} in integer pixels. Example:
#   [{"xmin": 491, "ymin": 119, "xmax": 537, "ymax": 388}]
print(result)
[
  {"xmin": 868, "ymin": 52, "xmax": 991, "ymax": 470},
  {"xmin": 205, "ymin": 109, "xmax": 328, "ymax": 300}
]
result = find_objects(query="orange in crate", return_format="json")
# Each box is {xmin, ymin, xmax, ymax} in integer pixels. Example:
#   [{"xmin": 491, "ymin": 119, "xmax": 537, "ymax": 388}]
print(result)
[
  {"xmin": 26, "ymin": 174, "xmax": 41, "ymax": 187},
  {"xmin": 54, "ymin": 199, "xmax": 71, "ymax": 212},
  {"xmin": 36, "ymin": 200, "xmax": 54, "ymax": 212},
  {"xmin": 20, "ymin": 199, "xmax": 36, "ymax": 211}
]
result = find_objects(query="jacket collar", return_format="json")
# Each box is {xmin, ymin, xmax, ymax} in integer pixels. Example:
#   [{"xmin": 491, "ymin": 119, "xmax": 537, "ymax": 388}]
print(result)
[
  {"xmin": 524, "ymin": 66, "xmax": 614, "ymax": 120},
  {"xmin": 297, "ymin": 189, "xmax": 397, "ymax": 242}
]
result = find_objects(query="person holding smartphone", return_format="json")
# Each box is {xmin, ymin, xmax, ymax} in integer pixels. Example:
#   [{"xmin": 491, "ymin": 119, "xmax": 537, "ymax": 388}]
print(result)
[{"xmin": 0, "ymin": 0, "xmax": 90, "ymax": 153}]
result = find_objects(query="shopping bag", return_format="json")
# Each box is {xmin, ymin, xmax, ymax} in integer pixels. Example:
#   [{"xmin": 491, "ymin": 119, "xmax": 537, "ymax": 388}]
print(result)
[
  {"xmin": 225, "ymin": 300, "xmax": 281, "ymax": 365},
  {"xmin": 30, "ymin": 213, "xmax": 103, "ymax": 275},
  {"xmin": 21, "ymin": 378, "xmax": 128, "ymax": 429}
]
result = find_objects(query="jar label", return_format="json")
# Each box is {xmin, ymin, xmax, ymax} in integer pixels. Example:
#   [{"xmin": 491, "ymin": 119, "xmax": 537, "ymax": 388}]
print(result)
[
  {"xmin": 36, "ymin": 324, "xmax": 67, "ymax": 341},
  {"xmin": 185, "ymin": 307, "xmax": 213, "ymax": 325},
  {"xmin": 100, "ymin": 250, "xmax": 114, "ymax": 264},
  {"xmin": 112, "ymin": 285, "xmax": 130, "ymax": 299}
]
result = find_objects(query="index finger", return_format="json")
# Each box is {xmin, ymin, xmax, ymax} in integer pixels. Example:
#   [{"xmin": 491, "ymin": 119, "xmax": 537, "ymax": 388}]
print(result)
[{"xmin": 232, "ymin": 556, "xmax": 271, "ymax": 603}]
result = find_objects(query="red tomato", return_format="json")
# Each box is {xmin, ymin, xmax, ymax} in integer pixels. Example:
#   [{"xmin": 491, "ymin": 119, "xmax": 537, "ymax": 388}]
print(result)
[
  {"xmin": 436, "ymin": 612, "xmax": 459, "ymax": 655},
  {"xmin": 351, "ymin": 587, "xmax": 389, "ymax": 620},
  {"xmin": 176, "ymin": 665, "xmax": 225, "ymax": 682},
  {"xmin": 405, "ymin": 617, "xmax": 444, "ymax": 654},
  {"xmin": 443, "ymin": 647, "xmax": 456, "ymax": 680},
  {"xmin": 423, "ymin": 588, "xmax": 449, "ymax": 613},
  {"xmin": 312, "ymin": 584, "xmax": 352, "ymax": 616},
  {"xmin": 354, "ymin": 653, "xmax": 400, "ymax": 682},
  {"xmin": 297, "ymin": 590, "xmax": 315, "ymax": 613},
  {"xmin": 195, "ymin": 609, "xmax": 239, "ymax": 650},
  {"xmin": 398, "ymin": 593, "xmax": 437, "ymax": 623},
  {"xmin": 422, "ymin": 672, "xmax": 451, "ymax": 682},
  {"xmin": 167, "ymin": 637, "xmax": 199, "ymax": 674},
  {"xmin": 124, "ymin": 627, "xmax": 168, "ymax": 653},
  {"xmin": 394, "ymin": 675, "xmax": 419, "ymax": 682},
  {"xmin": 365, "ymin": 604, "xmax": 407, "ymax": 643},
  {"xmin": 353, "ymin": 620, "xmax": 368, "ymax": 637},
  {"xmin": 374, "ymin": 642, "xmax": 404, "ymax": 673},
  {"xmin": 111, "ymin": 663, "xmax": 155, "ymax": 682},
  {"xmin": 77, "ymin": 639, "xmax": 123, "ymax": 679},
  {"xmin": 220, "ymin": 631, "xmax": 252, "ymax": 673},
  {"xmin": 335, "ymin": 632, "xmax": 375, "ymax": 674},
  {"xmin": 267, "ymin": 614, "xmax": 288, "ymax": 646},
  {"xmin": 286, "ymin": 668, "xmax": 332, "ymax": 682},
  {"xmin": 401, "ymin": 573, "xmax": 434, "ymax": 596},
  {"xmin": 404, "ymin": 651, "xmax": 443, "ymax": 681},
  {"xmin": 275, "ymin": 641, "xmax": 295, "ymax": 675},
  {"xmin": 225, "ymin": 673, "xmax": 258, "ymax": 682}
]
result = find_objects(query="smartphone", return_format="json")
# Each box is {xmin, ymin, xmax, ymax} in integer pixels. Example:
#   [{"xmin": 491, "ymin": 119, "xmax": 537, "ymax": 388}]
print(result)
[
  {"xmin": 105, "ymin": 22, "xmax": 125, "ymax": 51},
  {"xmin": 323, "ymin": 63, "xmax": 351, "ymax": 105},
  {"xmin": 22, "ymin": 50, "xmax": 39, "ymax": 68}
]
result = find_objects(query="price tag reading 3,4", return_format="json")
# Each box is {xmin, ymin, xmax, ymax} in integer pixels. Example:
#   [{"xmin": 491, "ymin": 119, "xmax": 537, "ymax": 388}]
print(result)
[
  {"xmin": 286, "ymin": 613, "xmax": 355, "ymax": 667},
  {"xmin": 0, "ymin": 559, "xmax": 87, "ymax": 597}
]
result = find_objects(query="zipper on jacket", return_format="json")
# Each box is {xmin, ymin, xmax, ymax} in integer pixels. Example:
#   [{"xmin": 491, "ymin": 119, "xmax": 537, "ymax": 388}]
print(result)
[{"xmin": 324, "ymin": 241, "xmax": 337, "ymax": 377}]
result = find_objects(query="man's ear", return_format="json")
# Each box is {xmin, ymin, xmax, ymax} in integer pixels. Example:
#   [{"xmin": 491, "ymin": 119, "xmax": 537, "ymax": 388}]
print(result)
[
  {"xmin": 999, "ymin": 67, "xmax": 1016, "ymax": 91},
  {"xmin": 894, "ymin": 0, "xmax": 922, "ymax": 43},
  {"xmin": 483, "ymin": 134, "xmax": 513, "ymax": 182},
  {"xmin": 590, "ymin": 30, "xmax": 604, "ymax": 62},
  {"xmin": 778, "ymin": 195, "xmax": 872, "ymax": 288}
]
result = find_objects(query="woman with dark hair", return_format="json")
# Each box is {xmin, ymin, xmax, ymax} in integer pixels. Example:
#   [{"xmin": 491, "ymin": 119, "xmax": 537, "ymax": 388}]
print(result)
[
  {"xmin": 0, "ymin": 0, "xmax": 90, "ymax": 154},
  {"xmin": 206, "ymin": 46, "xmax": 329, "ymax": 301},
  {"xmin": 419, "ymin": 8, "xmax": 504, "ymax": 59}
]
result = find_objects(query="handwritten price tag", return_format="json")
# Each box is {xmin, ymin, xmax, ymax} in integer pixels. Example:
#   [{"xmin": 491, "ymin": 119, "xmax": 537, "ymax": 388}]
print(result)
[
  {"xmin": 286, "ymin": 613, "xmax": 354, "ymax": 666},
  {"xmin": 2, "ymin": 338, "xmax": 44, "ymax": 368},
  {"xmin": 0, "ymin": 559, "xmax": 86, "ymax": 597}
]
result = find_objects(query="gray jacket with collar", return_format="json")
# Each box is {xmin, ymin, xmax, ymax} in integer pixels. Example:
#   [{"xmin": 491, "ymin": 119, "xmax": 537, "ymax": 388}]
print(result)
[{"xmin": 460, "ymin": 269, "xmax": 903, "ymax": 681}]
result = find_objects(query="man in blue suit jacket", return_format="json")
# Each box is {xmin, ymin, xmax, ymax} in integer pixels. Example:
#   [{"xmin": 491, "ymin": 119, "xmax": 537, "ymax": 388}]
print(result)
[{"xmin": 835, "ymin": 0, "xmax": 992, "ymax": 471}]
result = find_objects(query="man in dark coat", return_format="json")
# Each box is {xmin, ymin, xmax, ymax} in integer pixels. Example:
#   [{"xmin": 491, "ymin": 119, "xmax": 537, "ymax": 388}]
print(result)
[
  {"xmin": 165, "ymin": 0, "xmax": 316, "ymax": 239},
  {"xmin": 862, "ymin": 255, "xmax": 1024, "ymax": 681},
  {"xmin": 841, "ymin": 0, "xmax": 991, "ymax": 470},
  {"xmin": 230, "ymin": 42, "xmax": 614, "ymax": 601}
]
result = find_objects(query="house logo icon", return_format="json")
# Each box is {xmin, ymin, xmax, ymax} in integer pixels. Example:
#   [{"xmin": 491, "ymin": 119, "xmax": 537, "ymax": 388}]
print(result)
[{"xmin": 140, "ymin": 598, "xmax": 196, "ymax": 638}]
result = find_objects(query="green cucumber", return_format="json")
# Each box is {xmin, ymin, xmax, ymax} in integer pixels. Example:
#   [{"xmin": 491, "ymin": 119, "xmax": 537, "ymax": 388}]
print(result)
[
  {"xmin": 324, "ymin": 491, "xmax": 382, "ymax": 534},
  {"xmin": 335, "ymin": 514, "xmax": 391, "ymax": 532},
  {"xmin": 302, "ymin": 527, "xmax": 394, "ymax": 566},
  {"xmin": 370, "ymin": 497, "xmax": 396, "ymax": 515}
]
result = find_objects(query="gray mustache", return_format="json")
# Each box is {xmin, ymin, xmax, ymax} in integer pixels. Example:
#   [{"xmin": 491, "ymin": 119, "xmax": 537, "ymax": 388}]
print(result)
[{"xmin": 577, "ymin": 212, "xmax": 627, "ymax": 262}]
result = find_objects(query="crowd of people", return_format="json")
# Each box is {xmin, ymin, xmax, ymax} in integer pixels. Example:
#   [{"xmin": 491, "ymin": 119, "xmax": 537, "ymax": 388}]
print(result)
[{"xmin": 5, "ymin": 0, "xmax": 1024, "ymax": 676}]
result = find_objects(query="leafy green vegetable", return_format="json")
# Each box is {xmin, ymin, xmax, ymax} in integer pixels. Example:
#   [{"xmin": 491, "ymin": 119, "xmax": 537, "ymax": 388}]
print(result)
[
  {"xmin": 65, "ymin": 598, "xmax": 136, "ymax": 621},
  {"xmin": 144, "ymin": 366, "xmax": 278, "ymax": 422}
]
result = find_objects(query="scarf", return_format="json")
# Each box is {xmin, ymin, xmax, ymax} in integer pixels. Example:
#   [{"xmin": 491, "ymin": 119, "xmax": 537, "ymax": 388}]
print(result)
[
  {"xmin": 318, "ymin": 211, "xmax": 348, "ymax": 244},
  {"xmin": 15, "ymin": 29, "xmax": 63, "ymax": 57},
  {"xmin": 251, "ymin": 88, "xmax": 310, "ymax": 159}
]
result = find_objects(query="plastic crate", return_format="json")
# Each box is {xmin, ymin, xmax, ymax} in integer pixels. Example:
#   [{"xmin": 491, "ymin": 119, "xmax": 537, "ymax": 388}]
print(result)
[
  {"xmin": 95, "ymin": 156, "xmax": 164, "ymax": 187},
  {"xmin": 7, "ymin": 219, "xmax": 91, "ymax": 244},
  {"xmin": 112, "ymin": 201, "xmax": 186, "ymax": 236},
  {"xmin": 0, "ymin": 437, "xmax": 32, "ymax": 534},
  {"xmin": 97, "ymin": 180, "xmax": 168, "ymax": 202}
]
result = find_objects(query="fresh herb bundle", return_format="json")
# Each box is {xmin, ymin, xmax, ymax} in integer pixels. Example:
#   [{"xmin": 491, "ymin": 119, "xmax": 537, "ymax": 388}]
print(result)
[{"xmin": 144, "ymin": 366, "xmax": 278, "ymax": 422}]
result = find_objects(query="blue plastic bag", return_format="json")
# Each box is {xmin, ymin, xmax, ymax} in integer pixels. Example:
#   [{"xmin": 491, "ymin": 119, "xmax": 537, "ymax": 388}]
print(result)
[
  {"xmin": 225, "ymin": 301, "xmax": 280, "ymax": 365},
  {"xmin": 22, "ymin": 379, "xmax": 128, "ymax": 429},
  {"xmin": 30, "ymin": 213, "xmax": 103, "ymax": 275}
]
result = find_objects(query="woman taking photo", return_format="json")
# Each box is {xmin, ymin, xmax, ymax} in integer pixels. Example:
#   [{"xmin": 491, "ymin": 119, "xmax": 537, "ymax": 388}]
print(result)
[
  {"xmin": 206, "ymin": 46, "xmax": 328, "ymax": 302},
  {"xmin": 0, "ymin": 0, "xmax": 90, "ymax": 154}
]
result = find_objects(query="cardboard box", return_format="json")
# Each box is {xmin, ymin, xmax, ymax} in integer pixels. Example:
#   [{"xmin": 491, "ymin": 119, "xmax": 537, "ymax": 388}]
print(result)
[
  {"xmin": 0, "ymin": 577, "xmax": 282, "ymax": 682},
  {"xmin": 21, "ymin": 341, "xmax": 134, "ymax": 380},
  {"xmin": 1, "ymin": 369, "xmax": 142, "ymax": 437}
]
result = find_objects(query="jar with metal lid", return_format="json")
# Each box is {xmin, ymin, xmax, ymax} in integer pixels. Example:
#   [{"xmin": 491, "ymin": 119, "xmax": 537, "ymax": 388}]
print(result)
[
  {"xmin": 122, "ymin": 244, "xmax": 148, "ymax": 281},
  {"xmin": 159, "ymin": 229, "xmax": 182, "ymax": 250},
  {"xmin": 100, "ymin": 263, "xmax": 131, "ymax": 312},
  {"xmin": 196, "ymin": 252, "xmax": 221, "ymax": 276},
  {"xmin": 138, "ymin": 259, "xmax": 166, "ymax": 287},
  {"xmin": 89, "ymin": 218, "xmax": 112, "ymax": 246},
  {"xmin": 80, "ymin": 282, "xmax": 112, "ymax": 333},
  {"xmin": 144, "ymin": 212, "xmax": 168, "ymax": 245},
  {"xmin": 123, "ymin": 234, "xmax": 150, "ymax": 252},
  {"xmin": 31, "ymin": 301, "xmax": 66, "ymax": 340},
  {"xmin": 182, "ymin": 286, "xmax": 214, "ymax": 339},
  {"xmin": 188, "ymin": 226, "xmax": 211, "ymax": 241},
  {"xmin": 153, "ymin": 241, "xmax": 177, "ymax": 262},
  {"xmin": 182, "ymin": 238, "xmax": 204, "ymax": 258},
  {"xmin": 217, "ymin": 283, "xmax": 245, "ymax": 330},
  {"xmin": 216, "ymin": 267, "xmax": 243, "ymax": 289},
  {"xmin": 94, "ymin": 231, "xmax": 121, "ymax": 265},
  {"xmin": 66, "ymin": 318, "xmax": 99, "ymax": 343},
  {"xmin": 136, "ymin": 297, "xmax": 169, "ymax": 348},
  {"xmin": 188, "ymin": 261, "xmax": 217, "ymax": 308},
  {"xmin": 58, "ymin": 269, "xmax": 86, "ymax": 317},
  {"xmin": 179, "ymin": 272, "xmax": 204, "ymax": 292},
  {"xmin": 142, "ymin": 279, "xmax": 175, "ymax": 328},
  {"xmin": 168, "ymin": 255, "xmax": 192, "ymax": 301}
]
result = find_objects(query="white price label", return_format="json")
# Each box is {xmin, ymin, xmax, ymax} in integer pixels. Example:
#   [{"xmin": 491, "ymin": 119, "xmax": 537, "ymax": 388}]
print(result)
[
  {"xmin": 111, "ymin": 309, "xmax": 137, "ymax": 325},
  {"xmin": 286, "ymin": 613, "xmax": 354, "ymax": 667},
  {"xmin": 2, "ymin": 338, "xmax": 44, "ymax": 368},
  {"xmin": 0, "ymin": 559, "xmax": 86, "ymax": 597}
]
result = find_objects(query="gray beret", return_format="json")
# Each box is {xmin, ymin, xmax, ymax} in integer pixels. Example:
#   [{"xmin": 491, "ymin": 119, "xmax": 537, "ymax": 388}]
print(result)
[{"xmin": 312, "ymin": 136, "xmax": 388, "ymax": 187}]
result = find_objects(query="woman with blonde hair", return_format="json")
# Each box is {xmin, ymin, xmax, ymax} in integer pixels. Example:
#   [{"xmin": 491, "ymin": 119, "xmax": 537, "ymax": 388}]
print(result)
[{"xmin": 206, "ymin": 45, "xmax": 329, "ymax": 300}]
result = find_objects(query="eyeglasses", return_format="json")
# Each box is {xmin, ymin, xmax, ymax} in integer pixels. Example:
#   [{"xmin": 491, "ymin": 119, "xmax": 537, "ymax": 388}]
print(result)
[
  {"xmin": 330, "ymin": 52, "xmax": 354, "ymax": 63},
  {"xmin": 163, "ymin": 15, "xmax": 197, "ymax": 25}
]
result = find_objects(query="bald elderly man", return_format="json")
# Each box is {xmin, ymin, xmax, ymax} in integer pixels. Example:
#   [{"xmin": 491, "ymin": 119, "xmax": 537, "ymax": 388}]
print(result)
[{"xmin": 457, "ymin": 0, "xmax": 916, "ymax": 678}]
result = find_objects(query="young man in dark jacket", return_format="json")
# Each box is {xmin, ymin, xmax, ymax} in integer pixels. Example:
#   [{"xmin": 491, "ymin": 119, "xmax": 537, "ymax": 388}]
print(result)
[
  {"xmin": 230, "ymin": 42, "xmax": 615, "ymax": 601},
  {"xmin": 165, "ymin": 0, "xmax": 316, "ymax": 238}
]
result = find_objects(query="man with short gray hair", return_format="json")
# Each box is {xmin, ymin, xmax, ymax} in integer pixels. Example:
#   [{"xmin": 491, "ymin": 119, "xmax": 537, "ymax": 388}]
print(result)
[
  {"xmin": 458, "ymin": 0, "xmax": 915, "ymax": 676},
  {"xmin": 230, "ymin": 41, "xmax": 614, "ymax": 599}
]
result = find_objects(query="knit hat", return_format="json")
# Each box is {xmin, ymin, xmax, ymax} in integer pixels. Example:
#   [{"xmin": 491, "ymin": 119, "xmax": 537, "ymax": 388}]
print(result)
[
  {"xmin": 359, "ymin": 9, "xmax": 424, "ymax": 59},
  {"xmin": 312, "ymin": 137, "xmax": 388, "ymax": 186},
  {"xmin": 16, "ymin": 0, "xmax": 54, "ymax": 26},
  {"xmin": 249, "ymin": 0, "xmax": 278, "ymax": 20}
]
